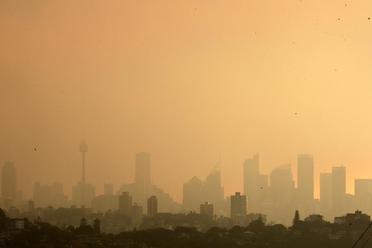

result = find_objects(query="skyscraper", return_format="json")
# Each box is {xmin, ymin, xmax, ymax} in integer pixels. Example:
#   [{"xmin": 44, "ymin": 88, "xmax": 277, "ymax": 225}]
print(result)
[
  {"xmin": 230, "ymin": 192, "xmax": 247, "ymax": 225},
  {"xmin": 332, "ymin": 166, "xmax": 346, "ymax": 216},
  {"xmin": 319, "ymin": 173, "xmax": 332, "ymax": 217},
  {"xmin": 297, "ymin": 154, "xmax": 314, "ymax": 216},
  {"xmin": 354, "ymin": 179, "xmax": 372, "ymax": 213},
  {"xmin": 1, "ymin": 162, "xmax": 16, "ymax": 206},
  {"xmin": 135, "ymin": 152, "xmax": 151, "ymax": 205},
  {"xmin": 200, "ymin": 202, "xmax": 214, "ymax": 217},
  {"xmin": 269, "ymin": 165, "xmax": 295, "ymax": 225},
  {"xmin": 183, "ymin": 176, "xmax": 203, "ymax": 211},
  {"xmin": 119, "ymin": 192, "xmax": 133, "ymax": 216},
  {"xmin": 243, "ymin": 154, "xmax": 259, "ymax": 212},
  {"xmin": 202, "ymin": 168, "xmax": 225, "ymax": 214},
  {"xmin": 270, "ymin": 165, "xmax": 294, "ymax": 204},
  {"xmin": 297, "ymin": 154, "xmax": 314, "ymax": 201},
  {"xmin": 147, "ymin": 195, "xmax": 158, "ymax": 217},
  {"xmin": 104, "ymin": 184, "xmax": 114, "ymax": 196}
]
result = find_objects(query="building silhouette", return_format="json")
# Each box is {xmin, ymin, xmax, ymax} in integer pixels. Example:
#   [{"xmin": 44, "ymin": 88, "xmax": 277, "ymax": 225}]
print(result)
[
  {"xmin": 243, "ymin": 154, "xmax": 260, "ymax": 212},
  {"xmin": 230, "ymin": 192, "xmax": 247, "ymax": 225},
  {"xmin": 297, "ymin": 154, "xmax": 314, "ymax": 216},
  {"xmin": 104, "ymin": 184, "xmax": 114, "ymax": 196},
  {"xmin": 131, "ymin": 203, "xmax": 143, "ymax": 226},
  {"xmin": 72, "ymin": 140, "xmax": 95, "ymax": 207},
  {"xmin": 134, "ymin": 152, "xmax": 151, "ymax": 206},
  {"xmin": 269, "ymin": 165, "xmax": 295, "ymax": 225},
  {"xmin": 119, "ymin": 192, "xmax": 132, "ymax": 216},
  {"xmin": 319, "ymin": 173, "xmax": 332, "ymax": 217},
  {"xmin": 200, "ymin": 202, "xmax": 214, "ymax": 217},
  {"xmin": 354, "ymin": 179, "xmax": 372, "ymax": 214},
  {"xmin": 183, "ymin": 176, "xmax": 203, "ymax": 212},
  {"xmin": 91, "ymin": 184, "xmax": 118, "ymax": 212},
  {"xmin": 119, "ymin": 153, "xmax": 181, "ymax": 213},
  {"xmin": 331, "ymin": 166, "xmax": 346, "ymax": 216},
  {"xmin": 183, "ymin": 167, "xmax": 226, "ymax": 215},
  {"xmin": 1, "ymin": 162, "xmax": 16, "ymax": 207},
  {"xmin": 202, "ymin": 167, "xmax": 226, "ymax": 215},
  {"xmin": 33, "ymin": 182, "xmax": 67, "ymax": 208},
  {"xmin": 147, "ymin": 195, "xmax": 158, "ymax": 217}
]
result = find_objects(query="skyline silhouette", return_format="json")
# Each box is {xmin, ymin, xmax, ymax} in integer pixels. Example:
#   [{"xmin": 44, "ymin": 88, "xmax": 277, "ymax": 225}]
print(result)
[{"xmin": 3, "ymin": 143, "xmax": 372, "ymax": 226}]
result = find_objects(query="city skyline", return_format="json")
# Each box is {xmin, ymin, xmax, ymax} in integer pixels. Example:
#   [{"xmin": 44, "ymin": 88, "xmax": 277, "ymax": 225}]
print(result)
[
  {"xmin": 4, "ymin": 147, "xmax": 372, "ymax": 221},
  {"xmin": 3, "ymin": 148, "xmax": 366, "ymax": 202},
  {"xmin": 1, "ymin": 149, "xmax": 369, "ymax": 202},
  {"xmin": 2, "ymin": 0, "xmax": 372, "ymax": 206},
  {"xmin": 3, "ymin": 0, "xmax": 372, "ymax": 245}
]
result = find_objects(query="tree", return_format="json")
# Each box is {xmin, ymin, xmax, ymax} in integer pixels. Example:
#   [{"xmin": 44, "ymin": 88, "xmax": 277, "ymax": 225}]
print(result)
[{"xmin": 293, "ymin": 210, "xmax": 300, "ymax": 226}]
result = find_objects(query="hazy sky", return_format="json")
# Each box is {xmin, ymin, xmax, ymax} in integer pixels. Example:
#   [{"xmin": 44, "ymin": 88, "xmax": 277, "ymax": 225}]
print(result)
[{"xmin": 1, "ymin": 0, "xmax": 372, "ymax": 201}]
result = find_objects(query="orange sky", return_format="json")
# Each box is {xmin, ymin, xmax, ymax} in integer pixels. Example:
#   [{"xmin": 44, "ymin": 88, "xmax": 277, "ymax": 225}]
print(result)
[{"xmin": 1, "ymin": 0, "xmax": 372, "ymax": 201}]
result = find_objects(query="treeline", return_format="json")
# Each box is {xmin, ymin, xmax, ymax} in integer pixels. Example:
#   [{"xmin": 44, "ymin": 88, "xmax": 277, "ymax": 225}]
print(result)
[{"xmin": 5, "ymin": 217, "xmax": 369, "ymax": 248}]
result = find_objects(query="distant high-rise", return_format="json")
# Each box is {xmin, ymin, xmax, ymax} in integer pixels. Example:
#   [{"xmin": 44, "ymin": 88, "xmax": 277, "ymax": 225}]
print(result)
[
  {"xmin": 230, "ymin": 192, "xmax": 247, "ymax": 222},
  {"xmin": 183, "ymin": 176, "xmax": 203, "ymax": 211},
  {"xmin": 131, "ymin": 203, "xmax": 143, "ymax": 226},
  {"xmin": 147, "ymin": 195, "xmax": 158, "ymax": 217},
  {"xmin": 297, "ymin": 154, "xmax": 314, "ymax": 216},
  {"xmin": 230, "ymin": 192, "xmax": 247, "ymax": 225},
  {"xmin": 135, "ymin": 152, "xmax": 151, "ymax": 204},
  {"xmin": 243, "ymin": 154, "xmax": 259, "ymax": 212},
  {"xmin": 354, "ymin": 179, "xmax": 372, "ymax": 213},
  {"xmin": 2, "ymin": 162, "xmax": 16, "ymax": 206},
  {"xmin": 270, "ymin": 165, "xmax": 294, "ymax": 204},
  {"xmin": 269, "ymin": 165, "xmax": 295, "ymax": 225},
  {"xmin": 104, "ymin": 184, "xmax": 114, "ymax": 196},
  {"xmin": 332, "ymin": 166, "xmax": 346, "ymax": 216},
  {"xmin": 297, "ymin": 154, "xmax": 314, "ymax": 202},
  {"xmin": 34, "ymin": 182, "xmax": 68, "ymax": 207},
  {"xmin": 119, "ymin": 192, "xmax": 132, "ymax": 216},
  {"xmin": 51, "ymin": 182, "xmax": 67, "ymax": 207},
  {"xmin": 200, "ymin": 202, "xmax": 214, "ymax": 217},
  {"xmin": 202, "ymin": 168, "xmax": 225, "ymax": 214},
  {"xmin": 319, "ymin": 173, "xmax": 332, "ymax": 216},
  {"xmin": 71, "ymin": 183, "xmax": 95, "ymax": 207}
]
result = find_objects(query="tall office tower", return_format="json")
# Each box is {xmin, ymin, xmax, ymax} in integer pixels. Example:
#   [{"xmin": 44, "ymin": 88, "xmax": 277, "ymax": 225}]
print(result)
[
  {"xmin": 332, "ymin": 166, "xmax": 346, "ymax": 216},
  {"xmin": 147, "ymin": 195, "xmax": 158, "ymax": 217},
  {"xmin": 131, "ymin": 203, "xmax": 143, "ymax": 226},
  {"xmin": 79, "ymin": 140, "xmax": 88, "ymax": 184},
  {"xmin": 135, "ymin": 152, "xmax": 151, "ymax": 205},
  {"xmin": 319, "ymin": 173, "xmax": 332, "ymax": 217},
  {"xmin": 230, "ymin": 192, "xmax": 247, "ymax": 225},
  {"xmin": 72, "ymin": 183, "xmax": 95, "ymax": 207},
  {"xmin": 355, "ymin": 179, "xmax": 372, "ymax": 213},
  {"xmin": 297, "ymin": 154, "xmax": 314, "ymax": 201},
  {"xmin": 183, "ymin": 176, "xmax": 203, "ymax": 211},
  {"xmin": 33, "ymin": 182, "xmax": 52, "ymax": 207},
  {"xmin": 104, "ymin": 184, "xmax": 114, "ymax": 196},
  {"xmin": 51, "ymin": 182, "xmax": 67, "ymax": 207},
  {"xmin": 200, "ymin": 202, "xmax": 214, "ymax": 217},
  {"xmin": 119, "ymin": 192, "xmax": 133, "ymax": 216},
  {"xmin": 270, "ymin": 165, "xmax": 295, "ymax": 204},
  {"xmin": 243, "ymin": 154, "xmax": 260, "ymax": 212},
  {"xmin": 297, "ymin": 154, "xmax": 314, "ymax": 216},
  {"xmin": 203, "ymin": 168, "xmax": 225, "ymax": 214},
  {"xmin": 2, "ymin": 162, "xmax": 16, "ymax": 206},
  {"xmin": 269, "ymin": 165, "xmax": 295, "ymax": 225}
]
